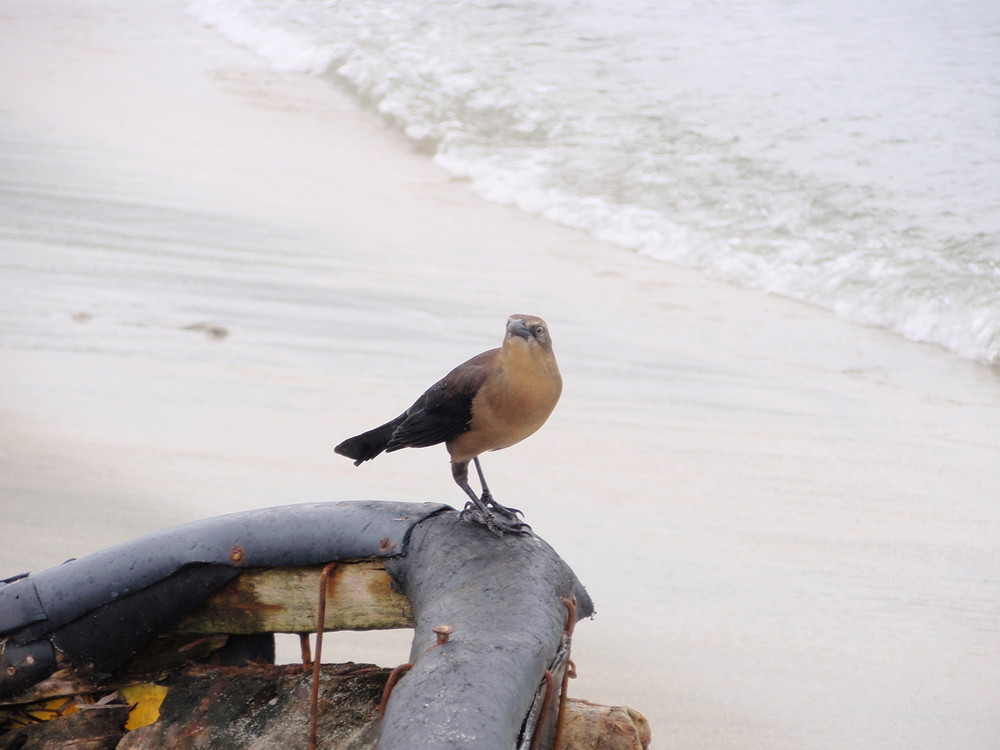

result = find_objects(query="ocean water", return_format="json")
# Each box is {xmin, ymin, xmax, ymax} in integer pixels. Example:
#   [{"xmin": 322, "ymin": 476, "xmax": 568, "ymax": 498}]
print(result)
[{"xmin": 187, "ymin": 0, "xmax": 1000, "ymax": 364}]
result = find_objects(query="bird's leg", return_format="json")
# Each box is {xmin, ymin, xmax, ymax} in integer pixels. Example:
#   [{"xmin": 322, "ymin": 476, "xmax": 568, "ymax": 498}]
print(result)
[
  {"xmin": 472, "ymin": 457, "xmax": 524, "ymax": 520},
  {"xmin": 452, "ymin": 460, "xmax": 529, "ymax": 536}
]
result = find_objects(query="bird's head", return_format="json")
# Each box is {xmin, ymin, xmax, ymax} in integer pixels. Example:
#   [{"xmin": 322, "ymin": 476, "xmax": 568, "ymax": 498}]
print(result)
[
  {"xmin": 504, "ymin": 314, "xmax": 554, "ymax": 351},
  {"xmin": 502, "ymin": 313, "xmax": 561, "ymax": 396}
]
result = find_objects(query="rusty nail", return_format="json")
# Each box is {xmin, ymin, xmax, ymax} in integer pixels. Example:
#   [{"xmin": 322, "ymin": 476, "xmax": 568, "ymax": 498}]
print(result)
[
  {"xmin": 5, "ymin": 666, "xmax": 16, "ymax": 677},
  {"xmin": 432, "ymin": 625, "xmax": 455, "ymax": 645},
  {"xmin": 229, "ymin": 545, "xmax": 245, "ymax": 564}
]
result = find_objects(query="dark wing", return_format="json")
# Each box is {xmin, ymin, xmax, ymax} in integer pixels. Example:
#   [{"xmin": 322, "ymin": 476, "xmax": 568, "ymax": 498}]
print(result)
[{"xmin": 385, "ymin": 348, "xmax": 497, "ymax": 452}]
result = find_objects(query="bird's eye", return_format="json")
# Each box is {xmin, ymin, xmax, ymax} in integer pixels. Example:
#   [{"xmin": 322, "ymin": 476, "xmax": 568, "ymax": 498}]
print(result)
[{"xmin": 533, "ymin": 325, "xmax": 545, "ymax": 337}]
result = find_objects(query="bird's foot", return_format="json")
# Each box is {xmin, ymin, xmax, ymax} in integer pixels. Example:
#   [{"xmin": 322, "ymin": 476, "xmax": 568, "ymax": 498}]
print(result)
[
  {"xmin": 460, "ymin": 502, "xmax": 532, "ymax": 537},
  {"xmin": 479, "ymin": 490, "xmax": 524, "ymax": 521}
]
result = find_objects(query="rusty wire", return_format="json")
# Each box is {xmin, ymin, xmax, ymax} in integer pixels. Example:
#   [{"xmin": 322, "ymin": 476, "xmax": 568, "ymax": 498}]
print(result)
[
  {"xmin": 552, "ymin": 596, "xmax": 578, "ymax": 750},
  {"xmin": 524, "ymin": 595, "xmax": 579, "ymax": 750},
  {"xmin": 308, "ymin": 562, "xmax": 339, "ymax": 750},
  {"xmin": 527, "ymin": 669, "xmax": 556, "ymax": 750},
  {"xmin": 378, "ymin": 662, "xmax": 414, "ymax": 720}
]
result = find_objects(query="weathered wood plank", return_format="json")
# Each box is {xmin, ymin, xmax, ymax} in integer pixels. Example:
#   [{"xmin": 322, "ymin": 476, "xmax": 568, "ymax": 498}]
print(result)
[{"xmin": 173, "ymin": 561, "xmax": 413, "ymax": 635}]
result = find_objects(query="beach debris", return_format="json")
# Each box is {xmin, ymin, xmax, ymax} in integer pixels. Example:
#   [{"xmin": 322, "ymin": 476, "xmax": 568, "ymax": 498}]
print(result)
[
  {"xmin": 0, "ymin": 501, "xmax": 649, "ymax": 749},
  {"xmin": 180, "ymin": 322, "xmax": 229, "ymax": 340},
  {"xmin": 0, "ymin": 693, "xmax": 130, "ymax": 750},
  {"xmin": 117, "ymin": 663, "xmax": 385, "ymax": 750},
  {"xmin": 1, "ymin": 664, "xmax": 648, "ymax": 750}
]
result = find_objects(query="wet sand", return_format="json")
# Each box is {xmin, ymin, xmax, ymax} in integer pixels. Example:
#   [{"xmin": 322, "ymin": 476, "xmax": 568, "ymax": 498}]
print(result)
[{"xmin": 2, "ymin": 1, "xmax": 999, "ymax": 747}]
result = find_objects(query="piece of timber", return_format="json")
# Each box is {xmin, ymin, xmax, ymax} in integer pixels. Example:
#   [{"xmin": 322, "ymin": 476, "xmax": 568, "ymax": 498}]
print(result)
[{"xmin": 173, "ymin": 561, "xmax": 413, "ymax": 635}]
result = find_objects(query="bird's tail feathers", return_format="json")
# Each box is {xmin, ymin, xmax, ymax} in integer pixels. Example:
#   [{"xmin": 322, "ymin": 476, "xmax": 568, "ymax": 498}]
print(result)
[{"xmin": 334, "ymin": 415, "xmax": 406, "ymax": 466}]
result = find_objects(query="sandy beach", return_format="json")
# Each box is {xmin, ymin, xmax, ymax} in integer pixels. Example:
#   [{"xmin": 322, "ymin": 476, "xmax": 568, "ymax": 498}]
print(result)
[{"xmin": 2, "ymin": 1, "xmax": 999, "ymax": 748}]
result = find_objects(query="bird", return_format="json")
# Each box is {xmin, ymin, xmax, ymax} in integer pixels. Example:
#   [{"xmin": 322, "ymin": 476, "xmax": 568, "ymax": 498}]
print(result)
[{"xmin": 334, "ymin": 314, "xmax": 562, "ymax": 535}]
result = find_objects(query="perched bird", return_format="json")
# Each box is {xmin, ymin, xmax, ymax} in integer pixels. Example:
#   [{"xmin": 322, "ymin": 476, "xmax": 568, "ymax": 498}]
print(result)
[{"xmin": 335, "ymin": 314, "xmax": 562, "ymax": 535}]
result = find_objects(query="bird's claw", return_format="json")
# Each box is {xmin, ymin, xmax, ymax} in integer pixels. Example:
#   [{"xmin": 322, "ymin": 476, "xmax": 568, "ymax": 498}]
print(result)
[
  {"xmin": 479, "ymin": 491, "xmax": 524, "ymax": 520},
  {"xmin": 460, "ymin": 502, "xmax": 532, "ymax": 537}
]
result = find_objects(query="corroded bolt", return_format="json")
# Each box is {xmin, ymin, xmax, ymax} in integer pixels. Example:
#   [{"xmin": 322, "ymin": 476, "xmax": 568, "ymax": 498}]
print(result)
[
  {"xmin": 230, "ymin": 545, "xmax": 245, "ymax": 564},
  {"xmin": 432, "ymin": 625, "xmax": 455, "ymax": 645},
  {"xmin": 378, "ymin": 537, "xmax": 396, "ymax": 553},
  {"xmin": 5, "ymin": 666, "xmax": 17, "ymax": 677}
]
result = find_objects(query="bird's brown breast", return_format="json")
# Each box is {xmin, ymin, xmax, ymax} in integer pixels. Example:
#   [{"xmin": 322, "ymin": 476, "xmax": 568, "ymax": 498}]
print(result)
[{"xmin": 445, "ymin": 340, "xmax": 561, "ymax": 462}]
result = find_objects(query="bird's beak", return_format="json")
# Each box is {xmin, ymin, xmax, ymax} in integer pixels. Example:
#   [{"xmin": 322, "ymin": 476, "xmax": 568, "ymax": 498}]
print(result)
[{"xmin": 506, "ymin": 318, "xmax": 531, "ymax": 340}]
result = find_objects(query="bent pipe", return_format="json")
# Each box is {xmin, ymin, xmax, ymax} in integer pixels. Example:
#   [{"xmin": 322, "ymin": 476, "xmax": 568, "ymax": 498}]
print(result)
[
  {"xmin": 0, "ymin": 501, "xmax": 450, "ymax": 696},
  {"xmin": 381, "ymin": 512, "xmax": 594, "ymax": 750}
]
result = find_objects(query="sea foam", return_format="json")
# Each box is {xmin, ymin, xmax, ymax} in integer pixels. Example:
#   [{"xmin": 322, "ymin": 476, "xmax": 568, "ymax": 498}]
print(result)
[{"xmin": 187, "ymin": 0, "xmax": 1000, "ymax": 364}]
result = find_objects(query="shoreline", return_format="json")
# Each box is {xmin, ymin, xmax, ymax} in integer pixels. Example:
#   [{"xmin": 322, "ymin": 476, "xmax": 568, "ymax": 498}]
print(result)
[{"xmin": 2, "ymin": 1, "xmax": 999, "ymax": 748}]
